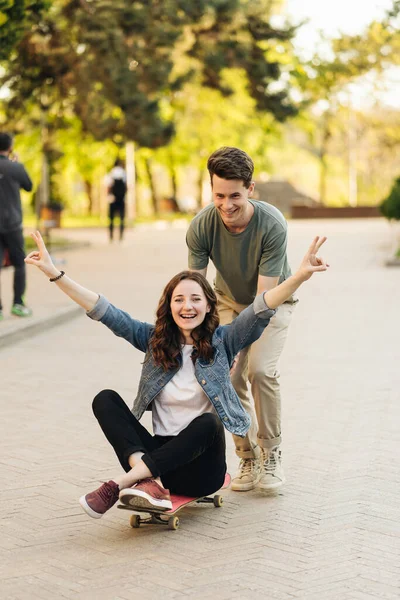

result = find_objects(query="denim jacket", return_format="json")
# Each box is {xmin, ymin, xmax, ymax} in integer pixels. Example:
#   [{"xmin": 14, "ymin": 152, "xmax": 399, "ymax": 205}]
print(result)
[{"xmin": 87, "ymin": 294, "xmax": 276, "ymax": 437}]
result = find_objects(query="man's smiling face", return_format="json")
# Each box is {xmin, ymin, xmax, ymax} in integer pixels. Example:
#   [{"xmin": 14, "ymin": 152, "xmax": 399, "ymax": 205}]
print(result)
[{"xmin": 211, "ymin": 174, "xmax": 254, "ymax": 230}]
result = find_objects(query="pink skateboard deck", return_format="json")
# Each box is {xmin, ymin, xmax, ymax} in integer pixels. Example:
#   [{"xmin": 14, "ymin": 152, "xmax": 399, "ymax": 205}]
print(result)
[{"xmin": 118, "ymin": 473, "xmax": 231, "ymax": 530}]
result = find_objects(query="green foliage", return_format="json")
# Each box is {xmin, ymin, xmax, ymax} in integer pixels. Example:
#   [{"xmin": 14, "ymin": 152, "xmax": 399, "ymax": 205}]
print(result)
[
  {"xmin": 54, "ymin": 117, "xmax": 119, "ymax": 213},
  {"xmin": 381, "ymin": 176, "xmax": 400, "ymax": 220},
  {"xmin": 187, "ymin": 0, "xmax": 298, "ymax": 121},
  {"xmin": 290, "ymin": 1, "xmax": 400, "ymax": 206},
  {"xmin": 0, "ymin": 0, "xmax": 49, "ymax": 60},
  {"xmin": 330, "ymin": 5, "xmax": 400, "ymax": 75},
  {"xmin": 5, "ymin": 0, "xmax": 400, "ymax": 217},
  {"xmin": 1, "ymin": 0, "xmax": 299, "ymax": 150}
]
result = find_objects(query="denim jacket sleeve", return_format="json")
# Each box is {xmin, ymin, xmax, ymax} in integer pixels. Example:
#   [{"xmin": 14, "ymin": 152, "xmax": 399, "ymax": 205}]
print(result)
[
  {"xmin": 86, "ymin": 294, "xmax": 153, "ymax": 353},
  {"xmin": 220, "ymin": 293, "xmax": 276, "ymax": 364}
]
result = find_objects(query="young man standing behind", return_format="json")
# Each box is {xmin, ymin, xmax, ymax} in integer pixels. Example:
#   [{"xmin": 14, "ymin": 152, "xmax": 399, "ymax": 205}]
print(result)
[
  {"xmin": 186, "ymin": 146, "xmax": 296, "ymax": 492},
  {"xmin": 0, "ymin": 132, "xmax": 33, "ymax": 320}
]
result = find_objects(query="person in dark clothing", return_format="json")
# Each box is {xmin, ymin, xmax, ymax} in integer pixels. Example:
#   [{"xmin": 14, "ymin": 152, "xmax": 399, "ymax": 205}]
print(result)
[
  {"xmin": 0, "ymin": 132, "xmax": 33, "ymax": 320},
  {"xmin": 106, "ymin": 159, "xmax": 127, "ymax": 242}
]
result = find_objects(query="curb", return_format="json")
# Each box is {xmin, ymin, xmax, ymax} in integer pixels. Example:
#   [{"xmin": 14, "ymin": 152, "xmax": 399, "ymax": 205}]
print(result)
[{"xmin": 0, "ymin": 304, "xmax": 82, "ymax": 350}]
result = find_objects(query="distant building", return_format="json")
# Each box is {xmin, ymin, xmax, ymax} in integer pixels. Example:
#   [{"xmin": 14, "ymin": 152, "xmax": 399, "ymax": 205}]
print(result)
[{"xmin": 254, "ymin": 179, "xmax": 320, "ymax": 216}]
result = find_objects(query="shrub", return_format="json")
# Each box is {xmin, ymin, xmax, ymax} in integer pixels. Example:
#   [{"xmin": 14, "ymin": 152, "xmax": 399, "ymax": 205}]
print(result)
[{"xmin": 381, "ymin": 176, "xmax": 400, "ymax": 221}]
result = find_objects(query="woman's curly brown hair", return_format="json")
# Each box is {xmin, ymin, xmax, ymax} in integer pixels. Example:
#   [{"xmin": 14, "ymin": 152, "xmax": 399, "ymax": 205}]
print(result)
[{"xmin": 151, "ymin": 271, "xmax": 220, "ymax": 371}]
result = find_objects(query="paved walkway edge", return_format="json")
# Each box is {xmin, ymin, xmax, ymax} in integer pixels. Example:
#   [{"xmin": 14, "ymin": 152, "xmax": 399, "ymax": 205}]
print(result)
[{"xmin": 0, "ymin": 305, "xmax": 82, "ymax": 350}]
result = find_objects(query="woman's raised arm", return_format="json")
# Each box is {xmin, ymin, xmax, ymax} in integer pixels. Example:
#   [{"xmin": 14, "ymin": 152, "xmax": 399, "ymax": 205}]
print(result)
[
  {"xmin": 25, "ymin": 231, "xmax": 99, "ymax": 312},
  {"xmin": 264, "ymin": 236, "xmax": 329, "ymax": 309}
]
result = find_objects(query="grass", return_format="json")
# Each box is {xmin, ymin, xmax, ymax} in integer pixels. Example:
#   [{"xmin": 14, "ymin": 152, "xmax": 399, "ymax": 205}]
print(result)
[
  {"xmin": 24, "ymin": 214, "xmax": 108, "ymax": 229},
  {"xmin": 396, "ymin": 248, "xmax": 400, "ymax": 258},
  {"xmin": 23, "ymin": 212, "xmax": 192, "ymax": 229},
  {"xmin": 22, "ymin": 211, "xmax": 192, "ymax": 253},
  {"xmin": 24, "ymin": 235, "xmax": 88, "ymax": 252}
]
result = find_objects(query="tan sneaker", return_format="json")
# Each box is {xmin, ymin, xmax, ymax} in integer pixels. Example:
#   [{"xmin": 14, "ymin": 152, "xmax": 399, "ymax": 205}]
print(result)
[
  {"xmin": 259, "ymin": 446, "xmax": 286, "ymax": 490},
  {"xmin": 231, "ymin": 457, "xmax": 261, "ymax": 491}
]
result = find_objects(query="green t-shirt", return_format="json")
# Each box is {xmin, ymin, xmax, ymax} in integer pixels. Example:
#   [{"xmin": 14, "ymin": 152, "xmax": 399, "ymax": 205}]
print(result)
[{"xmin": 186, "ymin": 200, "xmax": 291, "ymax": 305}]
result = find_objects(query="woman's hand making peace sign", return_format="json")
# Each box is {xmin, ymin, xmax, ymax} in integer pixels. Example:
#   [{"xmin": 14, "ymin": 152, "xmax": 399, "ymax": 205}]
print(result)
[
  {"xmin": 25, "ymin": 231, "xmax": 59, "ymax": 279},
  {"xmin": 263, "ymin": 236, "xmax": 329, "ymax": 310},
  {"xmin": 25, "ymin": 231, "xmax": 99, "ymax": 311},
  {"xmin": 296, "ymin": 236, "xmax": 329, "ymax": 282}
]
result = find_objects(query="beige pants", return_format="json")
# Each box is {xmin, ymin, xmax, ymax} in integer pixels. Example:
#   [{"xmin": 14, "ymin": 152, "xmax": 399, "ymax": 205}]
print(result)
[{"xmin": 217, "ymin": 293, "xmax": 296, "ymax": 459}]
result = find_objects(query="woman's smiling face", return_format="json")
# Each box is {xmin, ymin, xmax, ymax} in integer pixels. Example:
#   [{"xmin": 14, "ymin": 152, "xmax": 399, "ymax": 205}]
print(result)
[{"xmin": 170, "ymin": 279, "xmax": 210, "ymax": 341}]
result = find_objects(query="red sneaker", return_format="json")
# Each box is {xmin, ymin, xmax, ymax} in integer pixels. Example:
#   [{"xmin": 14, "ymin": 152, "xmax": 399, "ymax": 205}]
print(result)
[
  {"xmin": 79, "ymin": 481, "xmax": 119, "ymax": 519},
  {"xmin": 119, "ymin": 478, "xmax": 172, "ymax": 511}
]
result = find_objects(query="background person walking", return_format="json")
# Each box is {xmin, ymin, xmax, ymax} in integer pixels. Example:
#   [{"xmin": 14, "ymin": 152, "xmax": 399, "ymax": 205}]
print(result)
[
  {"xmin": 0, "ymin": 132, "xmax": 33, "ymax": 320},
  {"xmin": 106, "ymin": 158, "xmax": 127, "ymax": 242}
]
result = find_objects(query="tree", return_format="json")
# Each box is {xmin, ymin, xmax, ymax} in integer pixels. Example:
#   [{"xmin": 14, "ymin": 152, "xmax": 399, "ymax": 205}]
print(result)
[
  {"xmin": 0, "ymin": 0, "xmax": 49, "ymax": 60},
  {"xmin": 2, "ymin": 0, "xmax": 299, "ymax": 147},
  {"xmin": 187, "ymin": 0, "xmax": 298, "ymax": 122},
  {"xmin": 55, "ymin": 118, "xmax": 119, "ymax": 215},
  {"xmin": 381, "ymin": 176, "xmax": 400, "ymax": 221},
  {"xmin": 1, "ymin": 0, "xmax": 300, "ymax": 215},
  {"xmin": 330, "ymin": 2, "xmax": 400, "ymax": 76},
  {"xmin": 147, "ymin": 69, "xmax": 281, "ymax": 212}
]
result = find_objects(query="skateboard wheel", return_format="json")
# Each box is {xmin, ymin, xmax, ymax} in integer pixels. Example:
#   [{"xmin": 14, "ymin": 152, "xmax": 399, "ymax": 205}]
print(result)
[
  {"xmin": 168, "ymin": 516, "xmax": 179, "ymax": 530},
  {"xmin": 130, "ymin": 514, "xmax": 141, "ymax": 528},
  {"xmin": 213, "ymin": 494, "xmax": 223, "ymax": 507}
]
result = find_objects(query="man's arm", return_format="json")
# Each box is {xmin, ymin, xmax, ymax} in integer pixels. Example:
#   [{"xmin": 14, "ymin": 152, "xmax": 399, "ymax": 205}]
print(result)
[
  {"xmin": 17, "ymin": 164, "xmax": 33, "ymax": 192},
  {"xmin": 190, "ymin": 267, "xmax": 207, "ymax": 277},
  {"xmin": 186, "ymin": 222, "xmax": 210, "ymax": 275},
  {"xmin": 256, "ymin": 274, "xmax": 279, "ymax": 294},
  {"xmin": 257, "ymin": 223, "xmax": 288, "ymax": 293}
]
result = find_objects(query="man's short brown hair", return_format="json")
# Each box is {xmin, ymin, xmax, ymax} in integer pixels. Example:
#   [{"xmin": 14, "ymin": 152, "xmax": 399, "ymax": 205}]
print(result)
[{"xmin": 207, "ymin": 147, "xmax": 254, "ymax": 189}]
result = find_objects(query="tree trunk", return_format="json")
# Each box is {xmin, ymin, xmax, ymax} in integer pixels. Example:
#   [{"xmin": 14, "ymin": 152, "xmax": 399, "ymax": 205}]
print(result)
[
  {"xmin": 84, "ymin": 180, "xmax": 93, "ymax": 215},
  {"xmin": 125, "ymin": 141, "xmax": 136, "ymax": 220},
  {"xmin": 319, "ymin": 123, "xmax": 331, "ymax": 205},
  {"xmin": 319, "ymin": 152, "xmax": 327, "ymax": 206},
  {"xmin": 134, "ymin": 154, "xmax": 141, "ymax": 217},
  {"xmin": 168, "ymin": 163, "xmax": 180, "ymax": 212},
  {"xmin": 144, "ymin": 158, "xmax": 158, "ymax": 216},
  {"xmin": 196, "ymin": 168, "xmax": 204, "ymax": 211}
]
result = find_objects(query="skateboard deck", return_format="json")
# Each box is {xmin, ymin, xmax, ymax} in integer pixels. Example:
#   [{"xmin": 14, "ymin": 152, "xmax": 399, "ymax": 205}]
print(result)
[{"xmin": 117, "ymin": 473, "xmax": 231, "ymax": 530}]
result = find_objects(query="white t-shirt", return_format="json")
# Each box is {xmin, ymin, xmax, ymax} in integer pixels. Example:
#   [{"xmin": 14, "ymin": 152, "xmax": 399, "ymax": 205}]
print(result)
[
  {"xmin": 152, "ymin": 345, "xmax": 217, "ymax": 436},
  {"xmin": 104, "ymin": 166, "xmax": 126, "ymax": 187}
]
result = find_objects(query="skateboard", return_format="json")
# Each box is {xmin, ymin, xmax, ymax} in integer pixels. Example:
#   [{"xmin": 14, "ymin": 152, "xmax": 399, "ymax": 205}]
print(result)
[{"xmin": 117, "ymin": 473, "xmax": 231, "ymax": 530}]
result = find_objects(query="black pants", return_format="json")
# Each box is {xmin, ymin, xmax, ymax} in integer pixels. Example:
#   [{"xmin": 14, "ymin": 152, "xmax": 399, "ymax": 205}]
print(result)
[
  {"xmin": 0, "ymin": 228, "xmax": 26, "ymax": 309},
  {"xmin": 92, "ymin": 389, "xmax": 227, "ymax": 498},
  {"xmin": 109, "ymin": 202, "xmax": 125, "ymax": 240}
]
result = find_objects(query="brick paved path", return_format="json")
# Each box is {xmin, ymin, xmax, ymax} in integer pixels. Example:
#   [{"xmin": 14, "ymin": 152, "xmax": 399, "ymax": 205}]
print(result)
[{"xmin": 0, "ymin": 219, "xmax": 399, "ymax": 599}]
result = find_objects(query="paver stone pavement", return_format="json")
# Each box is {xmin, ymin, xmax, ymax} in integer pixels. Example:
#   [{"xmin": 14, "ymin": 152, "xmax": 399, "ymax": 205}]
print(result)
[{"xmin": 0, "ymin": 219, "xmax": 399, "ymax": 599}]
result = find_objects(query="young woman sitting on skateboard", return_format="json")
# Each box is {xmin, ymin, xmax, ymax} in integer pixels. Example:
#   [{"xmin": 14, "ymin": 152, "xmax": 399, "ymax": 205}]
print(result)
[{"xmin": 25, "ymin": 232, "xmax": 328, "ymax": 519}]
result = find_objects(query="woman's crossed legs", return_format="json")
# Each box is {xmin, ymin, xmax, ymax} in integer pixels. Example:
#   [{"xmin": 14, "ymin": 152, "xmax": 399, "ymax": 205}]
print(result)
[{"xmin": 79, "ymin": 389, "xmax": 226, "ymax": 518}]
